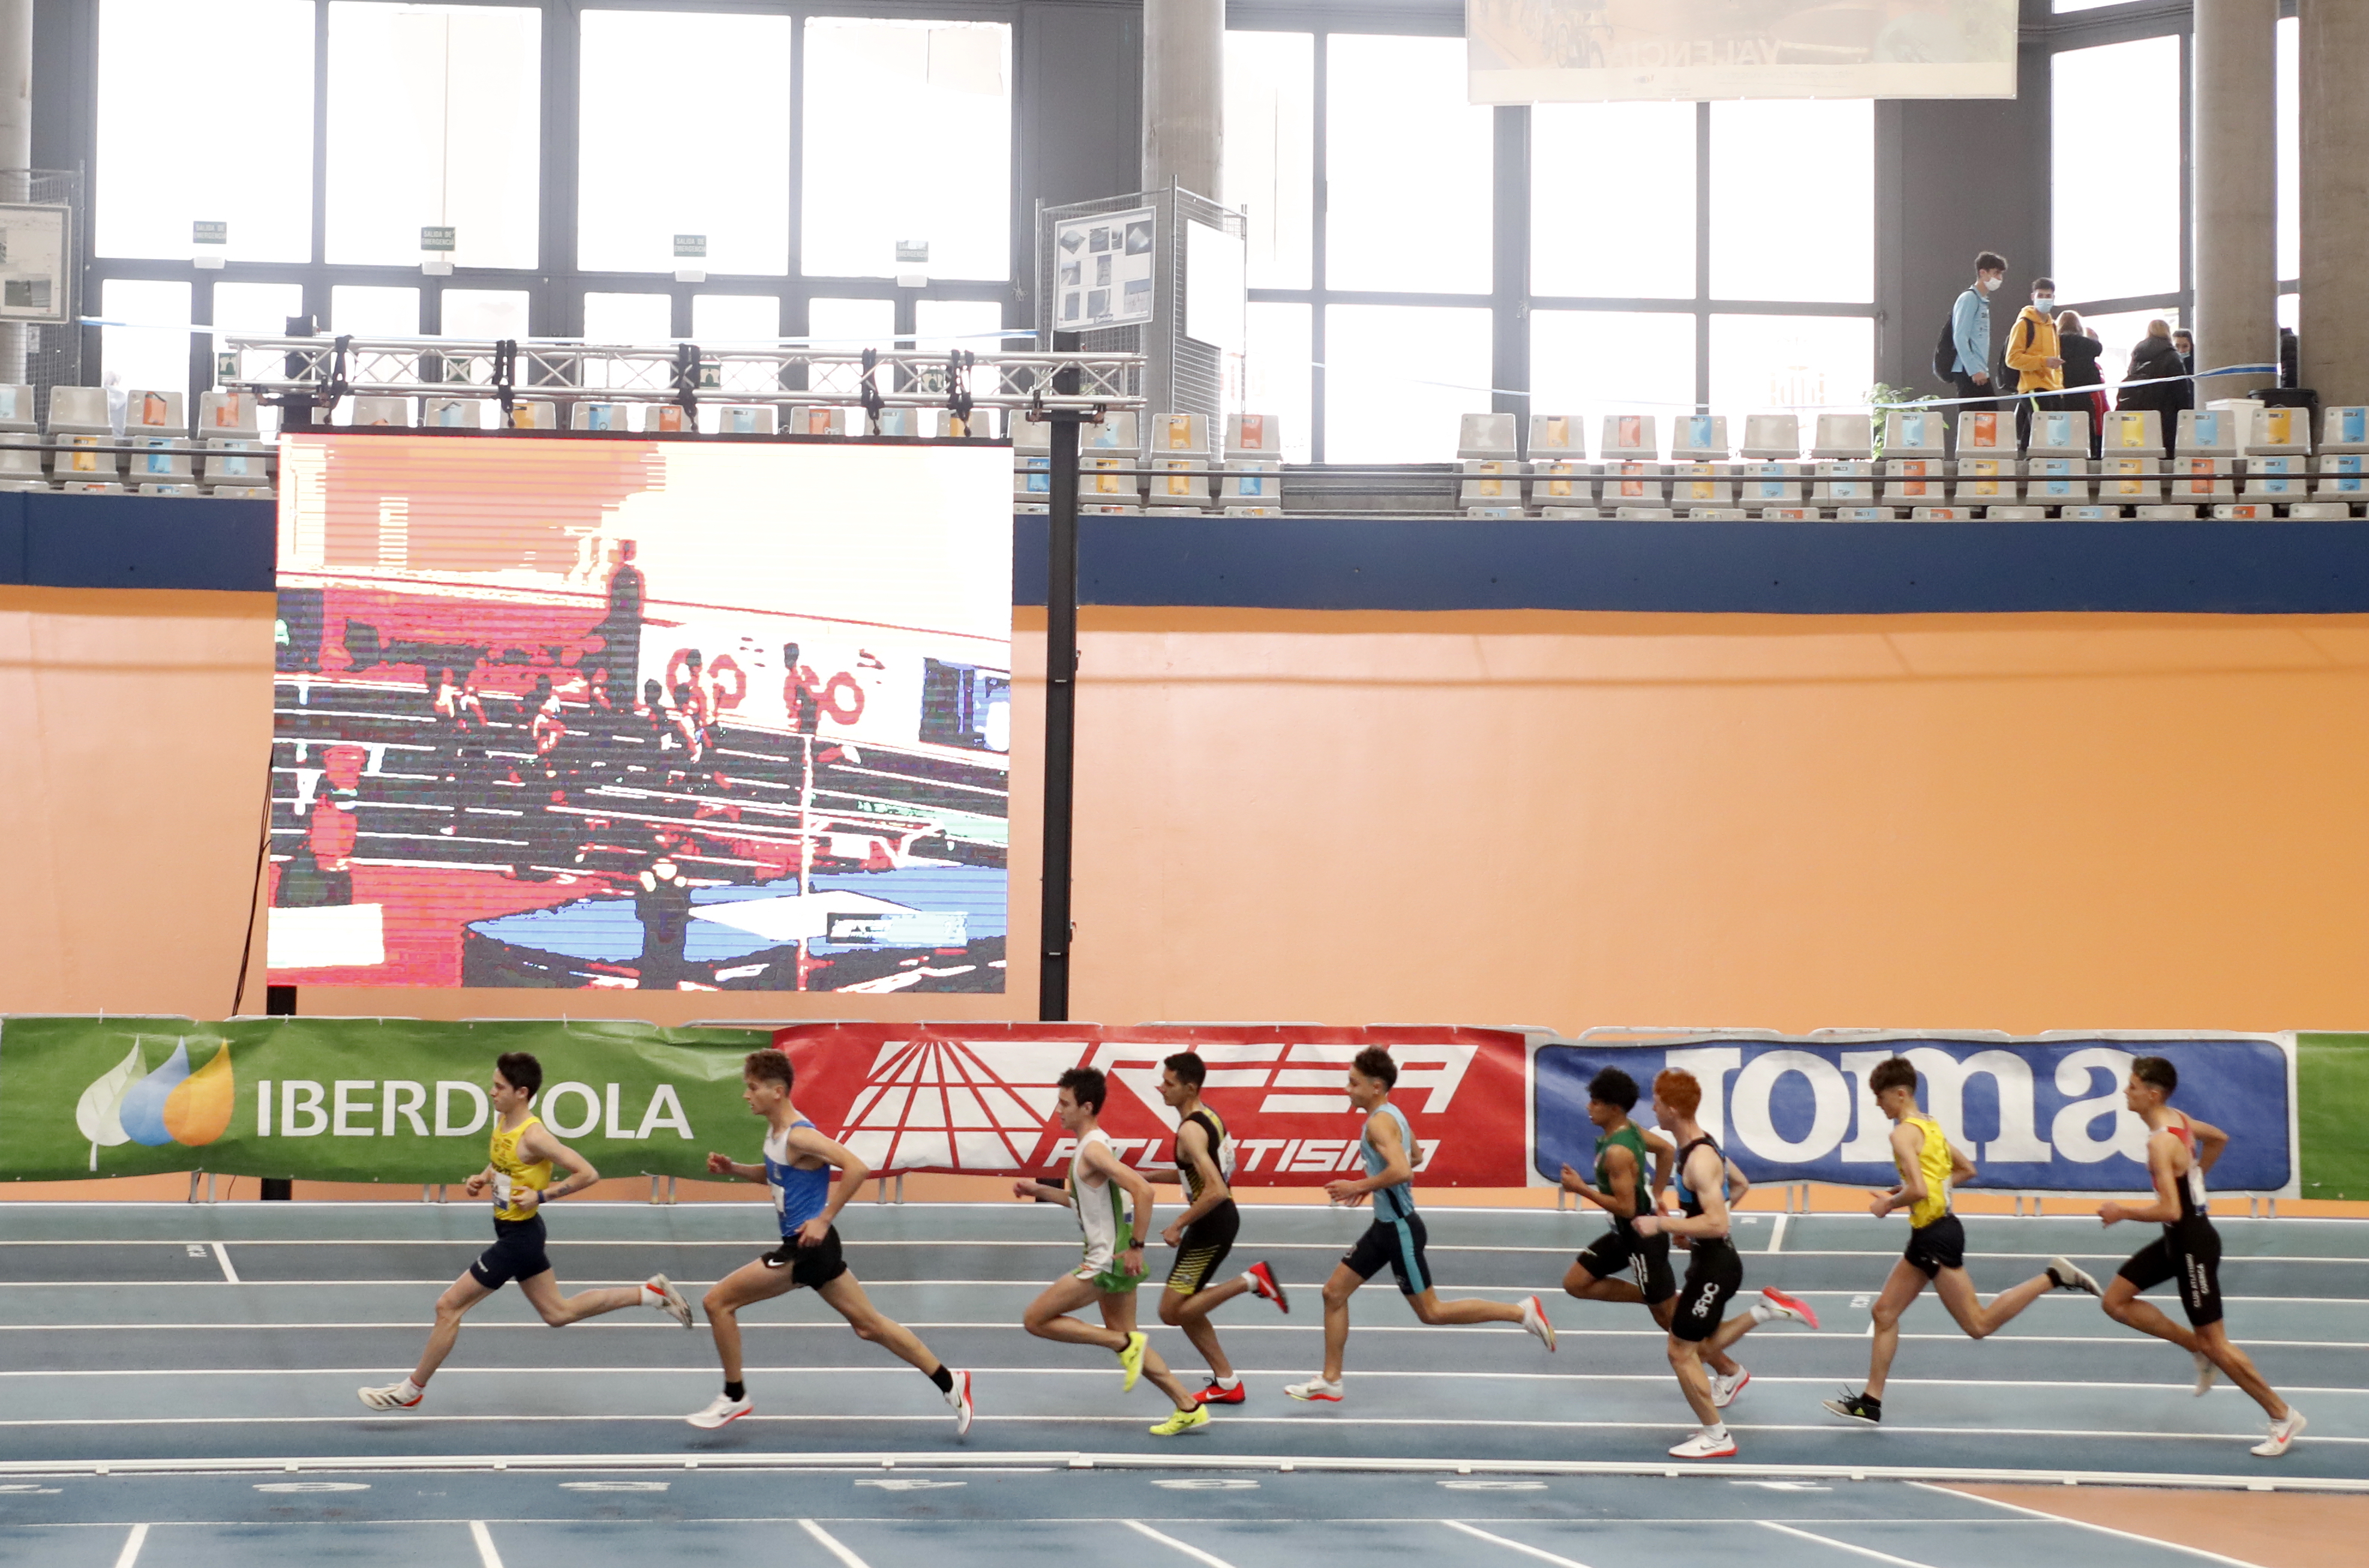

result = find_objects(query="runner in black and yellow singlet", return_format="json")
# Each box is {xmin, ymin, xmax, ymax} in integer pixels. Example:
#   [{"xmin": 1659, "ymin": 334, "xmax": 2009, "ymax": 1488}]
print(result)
[
  {"xmin": 1822, "ymin": 1056, "xmax": 2098, "ymax": 1428},
  {"xmin": 358, "ymin": 1050, "xmax": 694, "ymax": 1411},
  {"xmin": 1149, "ymin": 1052, "xmax": 1289, "ymax": 1405}
]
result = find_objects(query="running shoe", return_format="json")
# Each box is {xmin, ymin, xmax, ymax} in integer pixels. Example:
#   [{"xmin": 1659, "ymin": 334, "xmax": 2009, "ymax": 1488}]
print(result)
[
  {"xmin": 1284, "ymin": 1376, "xmax": 1344, "ymax": 1402},
  {"xmin": 1193, "ymin": 1379, "xmax": 1247, "ymax": 1405},
  {"xmin": 1822, "ymin": 1388, "xmax": 1882, "ymax": 1426},
  {"xmin": 685, "ymin": 1392, "xmax": 752, "ymax": 1429},
  {"xmin": 1520, "ymin": 1295, "xmax": 1557, "ymax": 1352},
  {"xmin": 644, "ymin": 1273, "xmax": 695, "ymax": 1329},
  {"xmin": 2193, "ymin": 1350, "xmax": 2221, "ymax": 1397},
  {"xmin": 1709, "ymin": 1368, "xmax": 1751, "ymax": 1408},
  {"xmin": 945, "ymin": 1369, "xmax": 974, "ymax": 1438},
  {"xmin": 1755, "ymin": 1287, "xmax": 1821, "ymax": 1330},
  {"xmin": 356, "ymin": 1381, "xmax": 423, "ymax": 1411},
  {"xmin": 1149, "ymin": 1404, "xmax": 1213, "ymax": 1437},
  {"xmin": 1117, "ymin": 1330, "xmax": 1148, "ymax": 1392},
  {"xmin": 1668, "ymin": 1428, "xmax": 1738, "ymax": 1459},
  {"xmin": 1246, "ymin": 1261, "xmax": 1290, "ymax": 1314},
  {"xmin": 2045, "ymin": 1257, "xmax": 2101, "ymax": 1295},
  {"xmin": 2251, "ymin": 1409, "xmax": 2306, "ymax": 1458}
]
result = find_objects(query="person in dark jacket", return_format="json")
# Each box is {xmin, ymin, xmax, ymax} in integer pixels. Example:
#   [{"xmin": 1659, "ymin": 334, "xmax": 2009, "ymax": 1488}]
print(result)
[
  {"xmin": 2048, "ymin": 310, "xmax": 2106, "ymax": 458},
  {"xmin": 2119, "ymin": 320, "xmax": 2189, "ymax": 458}
]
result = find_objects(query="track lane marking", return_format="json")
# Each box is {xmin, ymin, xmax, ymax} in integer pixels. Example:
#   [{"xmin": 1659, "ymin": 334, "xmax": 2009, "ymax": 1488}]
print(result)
[
  {"xmin": 1910, "ymin": 1480, "xmax": 2280, "ymax": 1568},
  {"xmin": 469, "ymin": 1519, "xmax": 503, "ymax": 1568},
  {"xmin": 110, "ymin": 1522, "xmax": 147, "ymax": 1568},
  {"xmin": 798, "ymin": 1518, "xmax": 873, "ymax": 1568},
  {"xmin": 1442, "ymin": 1518, "xmax": 1595, "ymax": 1566},
  {"xmin": 1123, "ymin": 1517, "xmax": 1239, "ymax": 1567},
  {"xmin": 211, "ymin": 1245, "xmax": 239, "ymax": 1285},
  {"xmin": 1758, "ymin": 1520, "xmax": 1939, "ymax": 1567}
]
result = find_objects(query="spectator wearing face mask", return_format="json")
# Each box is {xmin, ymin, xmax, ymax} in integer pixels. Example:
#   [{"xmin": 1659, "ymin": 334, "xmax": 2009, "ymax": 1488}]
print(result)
[
  {"xmin": 2004, "ymin": 277, "xmax": 2064, "ymax": 450},
  {"xmin": 1947, "ymin": 251, "xmax": 2008, "ymax": 413}
]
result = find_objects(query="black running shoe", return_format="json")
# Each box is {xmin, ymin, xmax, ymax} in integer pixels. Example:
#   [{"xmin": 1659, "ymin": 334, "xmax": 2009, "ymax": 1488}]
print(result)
[{"xmin": 1822, "ymin": 1388, "xmax": 1882, "ymax": 1426}]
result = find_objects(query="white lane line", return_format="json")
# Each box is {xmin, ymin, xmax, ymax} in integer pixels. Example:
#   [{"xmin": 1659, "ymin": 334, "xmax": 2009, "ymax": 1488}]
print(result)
[
  {"xmin": 211, "ymin": 1244, "xmax": 239, "ymax": 1285},
  {"xmin": 111, "ymin": 1522, "xmax": 148, "ymax": 1568},
  {"xmin": 469, "ymin": 1519, "xmax": 503, "ymax": 1568},
  {"xmin": 797, "ymin": 1518, "xmax": 873, "ymax": 1568},
  {"xmin": 1908, "ymin": 1480, "xmax": 2277, "ymax": 1568},
  {"xmin": 1124, "ymin": 1517, "xmax": 1239, "ymax": 1567},
  {"xmin": 1769, "ymin": 1213, "xmax": 1789, "ymax": 1255},
  {"xmin": 1758, "ymin": 1521, "xmax": 1939, "ymax": 1567},
  {"xmin": 1441, "ymin": 1518, "xmax": 1595, "ymax": 1567}
]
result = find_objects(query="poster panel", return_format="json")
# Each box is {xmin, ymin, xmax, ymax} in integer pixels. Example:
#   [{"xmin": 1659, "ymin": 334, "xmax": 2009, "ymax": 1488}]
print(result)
[
  {"xmin": 268, "ymin": 433, "xmax": 1013, "ymax": 992},
  {"xmin": 1532, "ymin": 1033, "xmax": 2297, "ymax": 1195},
  {"xmin": 1052, "ymin": 208, "xmax": 1155, "ymax": 330},
  {"xmin": 1467, "ymin": 1, "xmax": 2018, "ymax": 105}
]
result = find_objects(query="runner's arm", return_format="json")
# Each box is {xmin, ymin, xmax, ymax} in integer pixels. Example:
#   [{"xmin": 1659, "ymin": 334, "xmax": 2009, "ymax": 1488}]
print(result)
[
  {"xmin": 704, "ymin": 1151, "xmax": 767, "ymax": 1184},
  {"xmin": 1869, "ymin": 1121, "xmax": 1926, "ymax": 1218},
  {"xmin": 1087, "ymin": 1140, "xmax": 1158, "ymax": 1266},
  {"xmin": 1949, "ymin": 1141, "xmax": 1978, "ymax": 1184},
  {"xmin": 1334, "ymin": 1110, "xmax": 1412, "ymax": 1197},
  {"xmin": 1643, "ymin": 1145, "xmax": 1731, "ymax": 1240},
  {"xmin": 2100, "ymin": 1132, "xmax": 2182, "ymax": 1225},
  {"xmin": 1013, "ymin": 1177, "xmax": 1073, "ymax": 1206},
  {"xmin": 782, "ymin": 1125, "xmax": 870, "ymax": 1232},
  {"xmin": 1644, "ymin": 1130, "xmax": 1676, "ymax": 1195},
  {"xmin": 1596, "ymin": 1142, "xmax": 1640, "ymax": 1219},
  {"xmin": 1723, "ymin": 1157, "xmax": 1751, "ymax": 1209},
  {"xmin": 2188, "ymin": 1115, "xmax": 2230, "ymax": 1174},
  {"xmin": 1171, "ymin": 1120, "xmax": 1231, "ymax": 1228},
  {"xmin": 515, "ymin": 1124, "xmax": 599, "ymax": 1203}
]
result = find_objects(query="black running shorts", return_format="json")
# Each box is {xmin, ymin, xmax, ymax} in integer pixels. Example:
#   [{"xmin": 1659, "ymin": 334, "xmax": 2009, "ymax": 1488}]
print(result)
[
  {"xmin": 469, "ymin": 1215, "xmax": 553, "ymax": 1291},
  {"xmin": 1343, "ymin": 1212, "xmax": 1431, "ymax": 1297},
  {"xmin": 2116, "ymin": 1218, "xmax": 2223, "ymax": 1327},
  {"xmin": 1902, "ymin": 1213, "xmax": 1968, "ymax": 1279},
  {"xmin": 1166, "ymin": 1201, "xmax": 1241, "ymax": 1296},
  {"xmin": 1577, "ymin": 1224, "xmax": 1676, "ymax": 1305},
  {"xmin": 1670, "ymin": 1237, "xmax": 1742, "ymax": 1342},
  {"xmin": 761, "ymin": 1224, "xmax": 849, "ymax": 1290}
]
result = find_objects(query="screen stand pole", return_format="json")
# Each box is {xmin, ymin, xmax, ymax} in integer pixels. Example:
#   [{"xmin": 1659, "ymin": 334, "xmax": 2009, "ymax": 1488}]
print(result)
[
  {"xmin": 261, "ymin": 986, "xmax": 296, "ymax": 1200},
  {"xmin": 1038, "ymin": 370, "xmax": 1085, "ymax": 1022}
]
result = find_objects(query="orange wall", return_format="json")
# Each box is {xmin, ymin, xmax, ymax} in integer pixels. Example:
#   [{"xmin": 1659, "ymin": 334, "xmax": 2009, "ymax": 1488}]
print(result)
[{"xmin": 12, "ymin": 588, "xmax": 2369, "ymax": 1031}]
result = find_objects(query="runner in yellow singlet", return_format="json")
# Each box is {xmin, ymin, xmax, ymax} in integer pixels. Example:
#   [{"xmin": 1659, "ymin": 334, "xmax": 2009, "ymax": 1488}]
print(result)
[
  {"xmin": 358, "ymin": 1050, "xmax": 694, "ymax": 1411},
  {"xmin": 1820, "ymin": 1056, "xmax": 2098, "ymax": 1427}
]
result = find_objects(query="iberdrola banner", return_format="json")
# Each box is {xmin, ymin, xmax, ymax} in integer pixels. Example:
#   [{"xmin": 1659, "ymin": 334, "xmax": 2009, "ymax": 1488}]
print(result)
[{"xmin": 0, "ymin": 1017, "xmax": 770, "ymax": 1183}]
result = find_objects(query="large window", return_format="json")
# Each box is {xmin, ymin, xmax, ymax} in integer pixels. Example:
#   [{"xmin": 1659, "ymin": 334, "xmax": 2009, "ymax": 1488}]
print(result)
[
  {"xmin": 2052, "ymin": 35, "xmax": 2182, "ymax": 304},
  {"xmin": 1707, "ymin": 101, "xmax": 1873, "ymax": 305},
  {"xmin": 1324, "ymin": 35, "xmax": 1493, "ymax": 296},
  {"xmin": 1531, "ymin": 103, "xmax": 1695, "ymax": 300},
  {"xmin": 1223, "ymin": 31, "xmax": 1315, "ymax": 291}
]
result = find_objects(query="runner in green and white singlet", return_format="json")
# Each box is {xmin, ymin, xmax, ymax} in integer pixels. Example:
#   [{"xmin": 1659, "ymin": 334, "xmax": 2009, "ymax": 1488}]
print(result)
[{"xmin": 1016, "ymin": 1065, "xmax": 1209, "ymax": 1436}]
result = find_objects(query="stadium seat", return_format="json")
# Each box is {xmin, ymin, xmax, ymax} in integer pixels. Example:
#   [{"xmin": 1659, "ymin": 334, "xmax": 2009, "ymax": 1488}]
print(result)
[
  {"xmin": 347, "ymin": 395, "xmax": 413, "ymax": 428},
  {"xmin": 569, "ymin": 401, "xmax": 632, "ymax": 432},
  {"xmin": 197, "ymin": 391, "xmax": 262, "ymax": 440},
  {"xmin": 645, "ymin": 404, "xmax": 694, "ymax": 435},
  {"xmin": 788, "ymin": 405, "xmax": 847, "ymax": 438},
  {"xmin": 2023, "ymin": 409, "xmax": 2092, "ymax": 505},
  {"xmin": 1597, "ymin": 414, "xmax": 1662, "ymax": 506},
  {"xmin": 46, "ymin": 385, "xmax": 117, "ymax": 480},
  {"xmin": 1811, "ymin": 413, "xmax": 1873, "ymax": 460},
  {"xmin": 1952, "ymin": 408, "xmax": 2016, "ymax": 503},
  {"xmin": 2098, "ymin": 410, "xmax": 2165, "ymax": 503},
  {"xmin": 423, "ymin": 397, "xmax": 488, "ymax": 429},
  {"xmin": 1668, "ymin": 414, "xmax": 1733, "ymax": 506},
  {"xmin": 1149, "ymin": 413, "xmax": 1212, "ymax": 509},
  {"xmin": 1525, "ymin": 413, "xmax": 1587, "ymax": 512},
  {"xmin": 1457, "ymin": 412, "xmax": 1518, "ymax": 461},
  {"xmin": 0, "ymin": 383, "xmax": 38, "ymax": 487},
  {"xmin": 506, "ymin": 399, "xmax": 559, "ymax": 430},
  {"xmin": 1223, "ymin": 413, "xmax": 1284, "ymax": 512},
  {"xmin": 2169, "ymin": 408, "xmax": 2239, "ymax": 503},
  {"xmin": 1080, "ymin": 410, "xmax": 1140, "ymax": 504}
]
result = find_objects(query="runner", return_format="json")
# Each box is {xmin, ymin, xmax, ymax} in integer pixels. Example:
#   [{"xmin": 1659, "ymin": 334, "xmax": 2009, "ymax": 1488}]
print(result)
[
  {"xmin": 1631, "ymin": 1067, "xmax": 1821, "ymax": 1458},
  {"xmin": 1821, "ymin": 1055, "xmax": 2100, "ymax": 1426},
  {"xmin": 1285, "ymin": 1046, "xmax": 1556, "ymax": 1404},
  {"xmin": 1014, "ymin": 1066, "xmax": 1210, "ymax": 1437},
  {"xmin": 683, "ymin": 1050, "xmax": 974, "ymax": 1435},
  {"xmin": 358, "ymin": 1051, "xmax": 693, "ymax": 1411},
  {"xmin": 2097, "ymin": 1055, "xmax": 2305, "ymax": 1458},
  {"xmin": 1559, "ymin": 1065, "xmax": 1751, "ymax": 1408},
  {"xmin": 1149, "ymin": 1050, "xmax": 1290, "ymax": 1405}
]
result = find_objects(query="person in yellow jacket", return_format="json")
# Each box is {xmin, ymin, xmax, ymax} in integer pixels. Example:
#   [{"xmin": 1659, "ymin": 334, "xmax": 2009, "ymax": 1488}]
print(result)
[{"xmin": 2004, "ymin": 277, "xmax": 2064, "ymax": 449}]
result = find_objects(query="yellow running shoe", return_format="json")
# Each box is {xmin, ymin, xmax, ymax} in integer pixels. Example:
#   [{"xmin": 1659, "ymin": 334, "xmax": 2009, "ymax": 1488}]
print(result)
[
  {"xmin": 1149, "ymin": 1403, "xmax": 1211, "ymax": 1437},
  {"xmin": 1117, "ymin": 1330, "xmax": 1148, "ymax": 1391}
]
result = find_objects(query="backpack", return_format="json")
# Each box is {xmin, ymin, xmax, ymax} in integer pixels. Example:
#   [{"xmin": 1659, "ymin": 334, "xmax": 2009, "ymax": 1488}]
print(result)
[{"xmin": 1932, "ymin": 297, "xmax": 1963, "ymax": 384}]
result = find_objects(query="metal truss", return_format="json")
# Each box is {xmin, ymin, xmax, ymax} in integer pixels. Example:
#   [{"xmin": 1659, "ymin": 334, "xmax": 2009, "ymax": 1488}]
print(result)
[{"xmin": 220, "ymin": 336, "xmax": 1145, "ymax": 415}]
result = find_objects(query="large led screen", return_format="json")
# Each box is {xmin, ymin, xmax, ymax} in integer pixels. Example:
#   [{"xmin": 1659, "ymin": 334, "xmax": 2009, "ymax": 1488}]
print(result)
[{"xmin": 267, "ymin": 432, "xmax": 1013, "ymax": 993}]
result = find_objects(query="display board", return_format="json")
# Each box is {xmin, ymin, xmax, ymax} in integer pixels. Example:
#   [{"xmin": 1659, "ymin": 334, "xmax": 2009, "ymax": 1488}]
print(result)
[
  {"xmin": 1467, "ymin": 0, "xmax": 2017, "ymax": 104},
  {"xmin": 0, "ymin": 204, "xmax": 71, "ymax": 324},
  {"xmin": 1051, "ymin": 206, "xmax": 1155, "ymax": 329},
  {"xmin": 268, "ymin": 433, "xmax": 1013, "ymax": 993}
]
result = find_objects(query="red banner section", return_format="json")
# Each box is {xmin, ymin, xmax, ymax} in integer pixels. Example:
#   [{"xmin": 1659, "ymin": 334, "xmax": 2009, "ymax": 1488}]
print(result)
[{"xmin": 771, "ymin": 1023, "xmax": 1533, "ymax": 1185}]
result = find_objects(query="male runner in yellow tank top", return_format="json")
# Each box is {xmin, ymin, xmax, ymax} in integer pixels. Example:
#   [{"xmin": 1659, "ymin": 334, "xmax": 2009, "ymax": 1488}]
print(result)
[
  {"xmin": 358, "ymin": 1050, "xmax": 693, "ymax": 1410},
  {"xmin": 1821, "ymin": 1056, "xmax": 2098, "ymax": 1426}
]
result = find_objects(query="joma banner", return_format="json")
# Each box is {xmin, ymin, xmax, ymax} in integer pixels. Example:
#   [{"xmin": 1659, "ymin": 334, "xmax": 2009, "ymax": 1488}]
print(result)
[
  {"xmin": 0, "ymin": 1017, "xmax": 771, "ymax": 1183},
  {"xmin": 771, "ymin": 1023, "xmax": 1537, "ymax": 1185},
  {"xmin": 1532, "ymin": 1034, "xmax": 2298, "ymax": 1195}
]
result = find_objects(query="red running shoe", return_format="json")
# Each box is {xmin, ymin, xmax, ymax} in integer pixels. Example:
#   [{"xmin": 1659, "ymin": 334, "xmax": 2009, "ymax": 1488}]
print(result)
[
  {"xmin": 1246, "ymin": 1261, "xmax": 1289, "ymax": 1313},
  {"xmin": 1193, "ymin": 1380, "xmax": 1247, "ymax": 1405},
  {"xmin": 1757, "ymin": 1287, "xmax": 1820, "ymax": 1330}
]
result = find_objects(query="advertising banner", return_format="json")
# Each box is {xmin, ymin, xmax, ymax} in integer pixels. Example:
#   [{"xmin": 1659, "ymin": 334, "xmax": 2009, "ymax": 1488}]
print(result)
[
  {"xmin": 1532, "ymin": 1034, "xmax": 2297, "ymax": 1195},
  {"xmin": 773, "ymin": 1023, "xmax": 1536, "ymax": 1185},
  {"xmin": 1467, "ymin": 1, "xmax": 2019, "ymax": 106},
  {"xmin": 0, "ymin": 1017, "xmax": 771, "ymax": 1183}
]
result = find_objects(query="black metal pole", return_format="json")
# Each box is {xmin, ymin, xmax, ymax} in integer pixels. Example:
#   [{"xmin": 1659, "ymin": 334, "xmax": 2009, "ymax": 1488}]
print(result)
[
  {"xmin": 1038, "ymin": 365, "xmax": 1083, "ymax": 1022},
  {"xmin": 261, "ymin": 986, "xmax": 296, "ymax": 1200}
]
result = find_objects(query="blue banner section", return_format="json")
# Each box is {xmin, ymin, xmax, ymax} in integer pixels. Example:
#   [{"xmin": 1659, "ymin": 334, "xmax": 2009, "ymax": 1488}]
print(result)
[{"xmin": 1533, "ymin": 1037, "xmax": 2293, "ymax": 1194}]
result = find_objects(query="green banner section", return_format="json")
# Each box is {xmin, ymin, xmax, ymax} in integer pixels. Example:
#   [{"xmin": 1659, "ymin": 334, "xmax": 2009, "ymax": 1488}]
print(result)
[
  {"xmin": 0, "ymin": 1017, "xmax": 773, "ymax": 1183},
  {"xmin": 2298, "ymin": 1033, "xmax": 2369, "ymax": 1201}
]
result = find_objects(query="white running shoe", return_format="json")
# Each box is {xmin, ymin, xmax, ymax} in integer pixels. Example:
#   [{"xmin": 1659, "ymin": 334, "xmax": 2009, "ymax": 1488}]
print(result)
[
  {"xmin": 2193, "ymin": 1350, "xmax": 2221, "ymax": 1397},
  {"xmin": 644, "ymin": 1274, "xmax": 695, "ymax": 1329},
  {"xmin": 2251, "ymin": 1409, "xmax": 2305, "ymax": 1458},
  {"xmin": 357, "ymin": 1380, "xmax": 422, "ymax": 1411},
  {"xmin": 1709, "ymin": 1368, "xmax": 1751, "ymax": 1408},
  {"xmin": 1668, "ymin": 1427, "xmax": 1737, "ymax": 1459},
  {"xmin": 1520, "ymin": 1295, "xmax": 1557, "ymax": 1352},
  {"xmin": 1284, "ymin": 1377, "xmax": 1344, "ymax": 1402},
  {"xmin": 685, "ymin": 1392, "xmax": 752, "ymax": 1429},
  {"xmin": 1753, "ymin": 1287, "xmax": 1820, "ymax": 1329},
  {"xmin": 2046, "ymin": 1257, "xmax": 2101, "ymax": 1296},
  {"xmin": 947, "ymin": 1369, "xmax": 974, "ymax": 1439}
]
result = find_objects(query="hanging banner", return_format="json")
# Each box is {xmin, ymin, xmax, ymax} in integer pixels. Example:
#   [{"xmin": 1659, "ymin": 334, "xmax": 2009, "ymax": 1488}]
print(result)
[
  {"xmin": 1532, "ymin": 1033, "xmax": 2298, "ymax": 1195},
  {"xmin": 0, "ymin": 1017, "xmax": 771, "ymax": 1183},
  {"xmin": 1467, "ymin": 1, "xmax": 2019, "ymax": 105},
  {"xmin": 773, "ymin": 1023, "xmax": 1537, "ymax": 1185}
]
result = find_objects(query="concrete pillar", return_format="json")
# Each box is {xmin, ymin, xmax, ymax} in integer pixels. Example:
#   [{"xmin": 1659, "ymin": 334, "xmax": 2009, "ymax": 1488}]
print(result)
[
  {"xmin": 1141, "ymin": 0, "xmax": 1221, "ymax": 199},
  {"xmin": 2299, "ymin": 0, "xmax": 2369, "ymax": 407},
  {"xmin": 0, "ymin": 0, "xmax": 32, "ymax": 386},
  {"xmin": 2191, "ymin": 0, "xmax": 2277, "ymax": 401}
]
